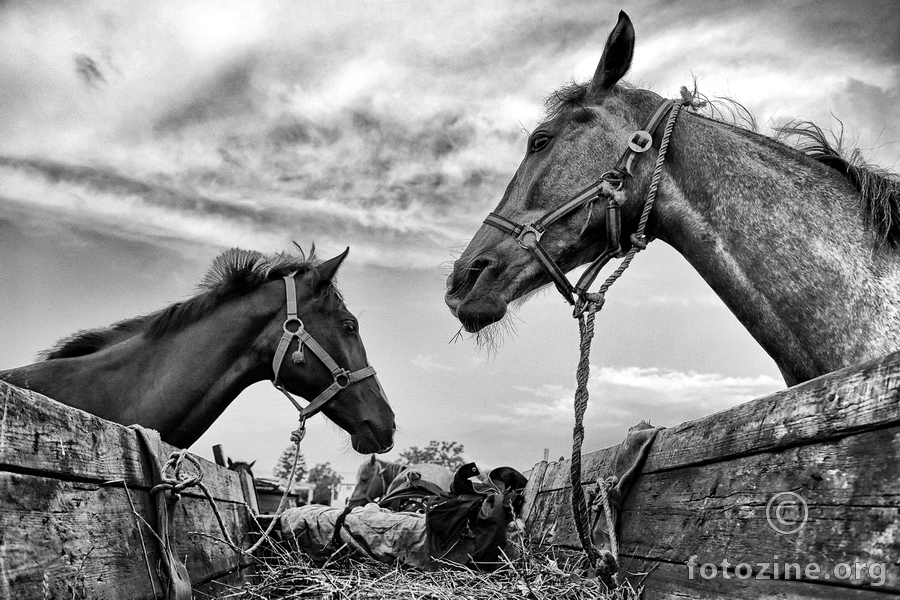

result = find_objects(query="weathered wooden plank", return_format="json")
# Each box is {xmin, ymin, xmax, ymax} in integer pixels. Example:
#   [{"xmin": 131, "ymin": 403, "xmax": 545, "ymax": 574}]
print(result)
[
  {"xmin": 0, "ymin": 380, "xmax": 243, "ymax": 502},
  {"xmin": 645, "ymin": 349, "xmax": 900, "ymax": 473},
  {"xmin": 0, "ymin": 471, "xmax": 253, "ymax": 600},
  {"xmin": 527, "ymin": 425, "xmax": 900, "ymax": 592},
  {"xmin": 238, "ymin": 469, "xmax": 261, "ymax": 515},
  {"xmin": 622, "ymin": 560, "xmax": 893, "ymax": 600},
  {"xmin": 520, "ymin": 459, "xmax": 549, "ymax": 522},
  {"xmin": 534, "ymin": 350, "xmax": 900, "ymax": 493},
  {"xmin": 538, "ymin": 446, "xmax": 617, "ymax": 493}
]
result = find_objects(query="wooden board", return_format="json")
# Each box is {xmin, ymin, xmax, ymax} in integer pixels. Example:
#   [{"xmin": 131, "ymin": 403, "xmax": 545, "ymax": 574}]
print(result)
[
  {"xmin": 0, "ymin": 381, "xmax": 256, "ymax": 599},
  {"xmin": 524, "ymin": 350, "xmax": 900, "ymax": 598}
]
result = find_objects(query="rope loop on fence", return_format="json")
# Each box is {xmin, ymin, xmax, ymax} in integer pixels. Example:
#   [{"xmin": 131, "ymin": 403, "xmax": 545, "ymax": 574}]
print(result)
[{"xmin": 151, "ymin": 450, "xmax": 203, "ymax": 500}]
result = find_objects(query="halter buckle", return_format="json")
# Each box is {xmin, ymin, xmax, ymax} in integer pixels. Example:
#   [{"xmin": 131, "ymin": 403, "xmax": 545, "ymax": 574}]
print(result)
[
  {"xmin": 627, "ymin": 130, "xmax": 653, "ymax": 153},
  {"xmin": 516, "ymin": 223, "xmax": 545, "ymax": 250}
]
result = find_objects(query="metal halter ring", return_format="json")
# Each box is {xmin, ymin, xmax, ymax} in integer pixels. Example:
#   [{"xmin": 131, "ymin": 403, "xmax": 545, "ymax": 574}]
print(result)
[
  {"xmin": 283, "ymin": 317, "xmax": 304, "ymax": 334},
  {"xmin": 600, "ymin": 170, "xmax": 625, "ymax": 192},
  {"xmin": 516, "ymin": 224, "xmax": 545, "ymax": 250},
  {"xmin": 334, "ymin": 369, "xmax": 352, "ymax": 388}
]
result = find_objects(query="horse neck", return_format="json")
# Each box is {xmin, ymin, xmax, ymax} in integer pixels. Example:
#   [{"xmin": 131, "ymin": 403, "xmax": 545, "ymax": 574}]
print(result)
[
  {"xmin": 1, "ymin": 282, "xmax": 284, "ymax": 447},
  {"xmin": 647, "ymin": 113, "xmax": 900, "ymax": 385}
]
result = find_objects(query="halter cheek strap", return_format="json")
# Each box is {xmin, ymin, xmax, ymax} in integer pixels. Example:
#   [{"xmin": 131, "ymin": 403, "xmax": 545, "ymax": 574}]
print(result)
[
  {"xmin": 484, "ymin": 98, "xmax": 677, "ymax": 306},
  {"xmin": 272, "ymin": 273, "xmax": 378, "ymax": 421}
]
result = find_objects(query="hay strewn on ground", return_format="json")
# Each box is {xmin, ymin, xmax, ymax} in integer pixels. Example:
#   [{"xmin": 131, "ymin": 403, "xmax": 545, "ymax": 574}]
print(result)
[{"xmin": 202, "ymin": 534, "xmax": 642, "ymax": 600}]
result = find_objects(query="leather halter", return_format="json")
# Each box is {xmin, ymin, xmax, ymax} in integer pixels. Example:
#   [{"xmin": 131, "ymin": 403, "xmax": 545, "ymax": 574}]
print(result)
[
  {"xmin": 484, "ymin": 98, "xmax": 675, "ymax": 306},
  {"xmin": 271, "ymin": 273, "xmax": 378, "ymax": 421}
]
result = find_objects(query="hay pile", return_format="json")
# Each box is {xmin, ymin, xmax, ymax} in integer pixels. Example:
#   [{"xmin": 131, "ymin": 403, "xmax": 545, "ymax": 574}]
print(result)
[{"xmin": 205, "ymin": 538, "xmax": 641, "ymax": 600}]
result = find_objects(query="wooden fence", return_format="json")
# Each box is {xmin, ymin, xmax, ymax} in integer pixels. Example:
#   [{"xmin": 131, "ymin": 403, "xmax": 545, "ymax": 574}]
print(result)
[
  {"xmin": 0, "ymin": 380, "xmax": 256, "ymax": 599},
  {"xmin": 522, "ymin": 350, "xmax": 900, "ymax": 599}
]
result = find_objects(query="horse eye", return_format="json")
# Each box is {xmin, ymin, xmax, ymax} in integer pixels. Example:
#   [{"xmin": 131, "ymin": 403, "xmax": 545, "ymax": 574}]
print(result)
[
  {"xmin": 342, "ymin": 321, "xmax": 358, "ymax": 334},
  {"xmin": 529, "ymin": 132, "xmax": 551, "ymax": 153}
]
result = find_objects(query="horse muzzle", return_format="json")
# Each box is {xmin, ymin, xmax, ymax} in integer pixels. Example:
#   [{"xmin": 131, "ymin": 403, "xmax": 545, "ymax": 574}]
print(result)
[
  {"xmin": 350, "ymin": 420, "xmax": 396, "ymax": 454},
  {"xmin": 445, "ymin": 253, "xmax": 509, "ymax": 332}
]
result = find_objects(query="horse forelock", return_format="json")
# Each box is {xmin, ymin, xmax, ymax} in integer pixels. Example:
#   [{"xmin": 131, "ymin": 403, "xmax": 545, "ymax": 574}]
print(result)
[{"xmin": 41, "ymin": 244, "xmax": 342, "ymax": 360}]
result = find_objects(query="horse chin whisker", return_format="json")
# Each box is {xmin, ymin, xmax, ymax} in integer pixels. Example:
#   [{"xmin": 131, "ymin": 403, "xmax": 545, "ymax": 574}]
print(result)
[
  {"xmin": 338, "ymin": 438, "xmax": 357, "ymax": 457},
  {"xmin": 466, "ymin": 309, "xmax": 522, "ymax": 355}
]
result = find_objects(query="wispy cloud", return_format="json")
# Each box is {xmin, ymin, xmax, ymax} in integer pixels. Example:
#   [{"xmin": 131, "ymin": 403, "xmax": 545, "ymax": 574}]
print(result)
[
  {"xmin": 410, "ymin": 353, "xmax": 457, "ymax": 372},
  {"xmin": 480, "ymin": 365, "xmax": 781, "ymax": 427}
]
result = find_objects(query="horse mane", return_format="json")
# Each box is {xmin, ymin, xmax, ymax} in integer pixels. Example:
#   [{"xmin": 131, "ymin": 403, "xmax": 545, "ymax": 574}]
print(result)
[
  {"xmin": 41, "ymin": 243, "xmax": 340, "ymax": 360},
  {"xmin": 774, "ymin": 120, "xmax": 900, "ymax": 247},
  {"xmin": 40, "ymin": 318, "xmax": 151, "ymax": 360},
  {"xmin": 545, "ymin": 80, "xmax": 900, "ymax": 247}
]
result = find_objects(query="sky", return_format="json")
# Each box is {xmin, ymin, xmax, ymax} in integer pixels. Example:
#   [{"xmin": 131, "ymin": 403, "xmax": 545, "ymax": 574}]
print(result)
[{"xmin": 2, "ymin": 0, "xmax": 899, "ymax": 485}]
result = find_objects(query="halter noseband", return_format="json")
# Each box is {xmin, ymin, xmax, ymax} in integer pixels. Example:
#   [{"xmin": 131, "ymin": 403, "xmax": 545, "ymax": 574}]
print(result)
[
  {"xmin": 484, "ymin": 98, "xmax": 676, "ymax": 307},
  {"xmin": 271, "ymin": 272, "xmax": 378, "ymax": 422}
]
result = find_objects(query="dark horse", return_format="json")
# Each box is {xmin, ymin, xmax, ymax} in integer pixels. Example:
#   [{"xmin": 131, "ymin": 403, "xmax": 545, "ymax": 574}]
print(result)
[
  {"xmin": 0, "ymin": 246, "xmax": 395, "ymax": 453},
  {"xmin": 445, "ymin": 11, "xmax": 900, "ymax": 387},
  {"xmin": 347, "ymin": 455, "xmax": 453, "ymax": 508}
]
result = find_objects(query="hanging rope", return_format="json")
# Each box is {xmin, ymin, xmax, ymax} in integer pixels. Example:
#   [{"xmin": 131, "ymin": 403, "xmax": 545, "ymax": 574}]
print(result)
[
  {"xmin": 569, "ymin": 96, "xmax": 689, "ymax": 584},
  {"xmin": 242, "ymin": 416, "xmax": 308, "ymax": 555}
]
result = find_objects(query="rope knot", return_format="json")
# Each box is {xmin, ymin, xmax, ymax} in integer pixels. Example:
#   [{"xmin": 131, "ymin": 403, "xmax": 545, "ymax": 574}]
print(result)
[
  {"xmin": 290, "ymin": 414, "xmax": 308, "ymax": 443},
  {"xmin": 574, "ymin": 292, "xmax": 605, "ymax": 317},
  {"xmin": 629, "ymin": 233, "xmax": 649, "ymax": 250},
  {"xmin": 679, "ymin": 85, "xmax": 707, "ymax": 110},
  {"xmin": 151, "ymin": 450, "xmax": 203, "ymax": 499}
]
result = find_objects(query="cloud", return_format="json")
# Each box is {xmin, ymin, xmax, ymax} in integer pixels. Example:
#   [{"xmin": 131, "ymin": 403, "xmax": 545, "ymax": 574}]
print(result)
[
  {"xmin": 410, "ymin": 354, "xmax": 457, "ymax": 372},
  {"xmin": 0, "ymin": 0, "xmax": 897, "ymax": 269},
  {"xmin": 480, "ymin": 365, "xmax": 781, "ymax": 427}
]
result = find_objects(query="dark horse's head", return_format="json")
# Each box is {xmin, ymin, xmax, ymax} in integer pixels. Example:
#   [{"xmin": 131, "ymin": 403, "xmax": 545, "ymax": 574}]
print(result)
[
  {"xmin": 274, "ymin": 249, "xmax": 395, "ymax": 454},
  {"xmin": 346, "ymin": 455, "xmax": 391, "ymax": 508},
  {"xmin": 227, "ymin": 458, "xmax": 256, "ymax": 479},
  {"xmin": 446, "ymin": 11, "xmax": 656, "ymax": 332}
]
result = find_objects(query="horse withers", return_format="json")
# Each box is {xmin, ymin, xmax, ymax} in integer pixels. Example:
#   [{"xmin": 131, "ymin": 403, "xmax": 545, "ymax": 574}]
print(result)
[{"xmin": 0, "ymin": 246, "xmax": 395, "ymax": 453}]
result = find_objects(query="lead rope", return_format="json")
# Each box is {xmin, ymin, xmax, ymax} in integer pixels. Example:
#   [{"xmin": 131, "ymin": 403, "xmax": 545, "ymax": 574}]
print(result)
[
  {"xmin": 570, "ymin": 93, "xmax": 693, "ymax": 586},
  {"xmin": 242, "ymin": 416, "xmax": 307, "ymax": 555}
]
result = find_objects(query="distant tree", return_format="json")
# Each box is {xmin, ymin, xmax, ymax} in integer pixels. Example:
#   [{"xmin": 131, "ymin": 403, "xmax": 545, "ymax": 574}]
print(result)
[
  {"xmin": 397, "ymin": 440, "xmax": 466, "ymax": 470},
  {"xmin": 307, "ymin": 462, "xmax": 342, "ymax": 505},
  {"xmin": 272, "ymin": 445, "xmax": 307, "ymax": 486}
]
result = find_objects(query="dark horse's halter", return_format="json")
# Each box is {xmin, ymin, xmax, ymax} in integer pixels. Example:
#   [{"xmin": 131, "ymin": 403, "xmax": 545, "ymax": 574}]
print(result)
[
  {"xmin": 271, "ymin": 272, "xmax": 379, "ymax": 428},
  {"xmin": 483, "ymin": 98, "xmax": 675, "ymax": 309}
]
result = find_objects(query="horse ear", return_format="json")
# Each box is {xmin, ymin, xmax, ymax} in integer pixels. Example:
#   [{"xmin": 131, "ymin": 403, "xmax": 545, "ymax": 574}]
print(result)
[
  {"xmin": 315, "ymin": 247, "xmax": 350, "ymax": 290},
  {"xmin": 369, "ymin": 454, "xmax": 377, "ymax": 465},
  {"xmin": 249, "ymin": 460, "xmax": 256, "ymax": 468},
  {"xmin": 587, "ymin": 11, "xmax": 635, "ymax": 97},
  {"xmin": 226, "ymin": 458, "xmax": 233, "ymax": 468}
]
